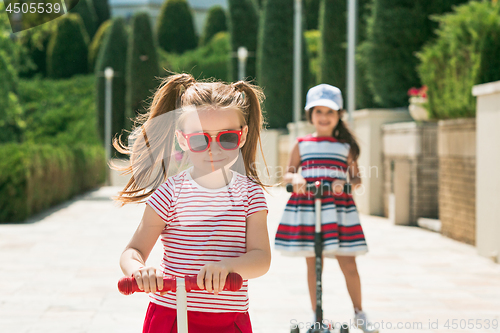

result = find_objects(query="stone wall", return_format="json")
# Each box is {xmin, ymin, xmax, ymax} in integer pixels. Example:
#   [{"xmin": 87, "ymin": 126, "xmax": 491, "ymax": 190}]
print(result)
[{"xmin": 437, "ymin": 118, "xmax": 476, "ymax": 245}]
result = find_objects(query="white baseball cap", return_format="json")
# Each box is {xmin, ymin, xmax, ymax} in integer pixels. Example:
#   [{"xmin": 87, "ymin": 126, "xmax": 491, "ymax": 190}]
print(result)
[{"xmin": 304, "ymin": 84, "xmax": 343, "ymax": 111}]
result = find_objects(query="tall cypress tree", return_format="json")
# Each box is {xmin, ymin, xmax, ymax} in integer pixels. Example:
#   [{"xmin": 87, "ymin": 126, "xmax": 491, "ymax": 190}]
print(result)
[
  {"xmin": 88, "ymin": 19, "xmax": 112, "ymax": 72},
  {"xmin": 126, "ymin": 12, "xmax": 159, "ymax": 131},
  {"xmin": 305, "ymin": 0, "xmax": 320, "ymax": 30},
  {"xmin": 257, "ymin": 0, "xmax": 309, "ymax": 128},
  {"xmin": 228, "ymin": 0, "xmax": 259, "ymax": 82},
  {"xmin": 156, "ymin": 0, "xmax": 197, "ymax": 53},
  {"xmin": 47, "ymin": 14, "xmax": 89, "ymax": 78},
  {"xmin": 95, "ymin": 17, "xmax": 128, "ymax": 144},
  {"xmin": 318, "ymin": 0, "xmax": 346, "ymax": 94},
  {"xmin": 89, "ymin": 0, "xmax": 111, "ymax": 27},
  {"xmin": 200, "ymin": 6, "xmax": 227, "ymax": 46},
  {"xmin": 70, "ymin": 0, "xmax": 98, "ymax": 39},
  {"xmin": 361, "ymin": 0, "xmax": 469, "ymax": 107}
]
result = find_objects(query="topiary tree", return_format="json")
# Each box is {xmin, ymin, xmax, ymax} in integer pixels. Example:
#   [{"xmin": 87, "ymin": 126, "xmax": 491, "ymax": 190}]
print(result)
[
  {"xmin": 70, "ymin": 0, "xmax": 98, "ymax": 39},
  {"xmin": 360, "ymin": 0, "xmax": 469, "ymax": 107},
  {"xmin": 199, "ymin": 6, "xmax": 227, "ymax": 46},
  {"xmin": 228, "ymin": 0, "xmax": 259, "ymax": 82},
  {"xmin": 126, "ymin": 12, "xmax": 159, "ymax": 131},
  {"xmin": 88, "ymin": 19, "xmax": 112, "ymax": 72},
  {"xmin": 318, "ymin": 0, "xmax": 346, "ymax": 95},
  {"xmin": 47, "ymin": 13, "xmax": 89, "ymax": 78},
  {"xmin": 305, "ymin": 0, "xmax": 320, "ymax": 30},
  {"xmin": 156, "ymin": 0, "xmax": 197, "ymax": 53},
  {"xmin": 95, "ymin": 17, "xmax": 128, "ymax": 144},
  {"xmin": 89, "ymin": 0, "xmax": 111, "ymax": 27},
  {"xmin": 257, "ymin": 0, "xmax": 309, "ymax": 128}
]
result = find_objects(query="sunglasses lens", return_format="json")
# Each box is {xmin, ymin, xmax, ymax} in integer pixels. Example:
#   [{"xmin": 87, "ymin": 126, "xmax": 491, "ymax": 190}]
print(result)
[
  {"xmin": 189, "ymin": 134, "xmax": 209, "ymax": 152},
  {"xmin": 219, "ymin": 132, "xmax": 239, "ymax": 150}
]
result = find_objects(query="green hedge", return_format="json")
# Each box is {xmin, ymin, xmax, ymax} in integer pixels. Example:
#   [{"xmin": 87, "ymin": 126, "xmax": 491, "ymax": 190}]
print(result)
[
  {"xmin": 18, "ymin": 75, "xmax": 100, "ymax": 146},
  {"xmin": 160, "ymin": 31, "xmax": 230, "ymax": 82},
  {"xmin": 417, "ymin": 1, "xmax": 500, "ymax": 119},
  {"xmin": 0, "ymin": 142, "xmax": 105, "ymax": 222}
]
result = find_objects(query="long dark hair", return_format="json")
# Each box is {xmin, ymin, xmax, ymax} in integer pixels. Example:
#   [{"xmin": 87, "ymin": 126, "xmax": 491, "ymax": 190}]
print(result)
[{"xmin": 305, "ymin": 107, "xmax": 360, "ymax": 162}]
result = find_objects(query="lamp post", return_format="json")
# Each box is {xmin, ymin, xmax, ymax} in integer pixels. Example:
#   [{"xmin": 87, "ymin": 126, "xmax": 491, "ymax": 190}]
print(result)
[
  {"xmin": 237, "ymin": 47, "xmax": 248, "ymax": 81},
  {"xmin": 346, "ymin": 0, "xmax": 358, "ymax": 129},
  {"xmin": 104, "ymin": 67, "xmax": 114, "ymax": 186},
  {"xmin": 293, "ymin": 0, "xmax": 302, "ymax": 140}
]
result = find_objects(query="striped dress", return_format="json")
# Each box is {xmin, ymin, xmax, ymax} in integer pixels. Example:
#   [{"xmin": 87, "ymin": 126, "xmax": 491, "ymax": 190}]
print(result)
[
  {"xmin": 146, "ymin": 166, "xmax": 268, "ymax": 312},
  {"xmin": 274, "ymin": 134, "xmax": 368, "ymax": 258}
]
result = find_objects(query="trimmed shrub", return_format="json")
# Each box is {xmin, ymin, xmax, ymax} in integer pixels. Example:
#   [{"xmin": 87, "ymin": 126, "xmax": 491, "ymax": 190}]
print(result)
[
  {"xmin": 318, "ymin": 0, "xmax": 346, "ymax": 95},
  {"xmin": 160, "ymin": 31, "xmax": 230, "ymax": 82},
  {"xmin": 157, "ymin": 0, "xmax": 197, "ymax": 54},
  {"xmin": 47, "ymin": 13, "xmax": 89, "ymax": 78},
  {"xmin": 227, "ymin": 0, "xmax": 259, "ymax": 81},
  {"xmin": 417, "ymin": 1, "xmax": 500, "ymax": 119},
  {"xmin": 257, "ymin": 0, "xmax": 309, "ymax": 128},
  {"xmin": 70, "ymin": 0, "xmax": 98, "ymax": 39},
  {"xmin": 0, "ymin": 142, "xmax": 105, "ymax": 222},
  {"xmin": 360, "ymin": 0, "xmax": 469, "ymax": 107},
  {"xmin": 95, "ymin": 18, "xmax": 128, "ymax": 143},
  {"xmin": 89, "ymin": 0, "xmax": 111, "ymax": 27},
  {"xmin": 126, "ymin": 12, "xmax": 159, "ymax": 130},
  {"xmin": 88, "ymin": 19, "xmax": 112, "ymax": 72},
  {"xmin": 200, "ymin": 6, "xmax": 227, "ymax": 46}
]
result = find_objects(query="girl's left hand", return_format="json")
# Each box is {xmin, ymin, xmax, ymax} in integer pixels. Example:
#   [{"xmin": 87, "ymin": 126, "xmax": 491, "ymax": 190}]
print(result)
[
  {"xmin": 332, "ymin": 179, "xmax": 346, "ymax": 194},
  {"xmin": 197, "ymin": 262, "xmax": 232, "ymax": 295}
]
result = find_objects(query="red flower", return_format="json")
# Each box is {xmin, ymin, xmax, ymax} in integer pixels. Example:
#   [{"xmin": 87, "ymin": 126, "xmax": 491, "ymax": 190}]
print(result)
[
  {"xmin": 408, "ymin": 86, "xmax": 428, "ymax": 98},
  {"xmin": 408, "ymin": 87, "xmax": 420, "ymax": 96}
]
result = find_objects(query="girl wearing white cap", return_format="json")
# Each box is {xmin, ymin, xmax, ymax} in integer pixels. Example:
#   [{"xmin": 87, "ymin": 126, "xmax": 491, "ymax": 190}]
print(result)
[{"xmin": 275, "ymin": 84, "xmax": 378, "ymax": 333}]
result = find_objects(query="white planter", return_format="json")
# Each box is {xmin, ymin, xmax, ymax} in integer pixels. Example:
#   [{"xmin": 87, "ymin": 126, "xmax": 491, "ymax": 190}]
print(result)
[{"xmin": 409, "ymin": 97, "xmax": 429, "ymax": 121}]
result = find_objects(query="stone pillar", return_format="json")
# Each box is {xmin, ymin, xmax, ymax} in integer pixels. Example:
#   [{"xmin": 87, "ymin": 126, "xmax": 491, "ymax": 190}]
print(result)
[
  {"xmin": 472, "ymin": 81, "xmax": 500, "ymax": 263},
  {"xmin": 352, "ymin": 109, "xmax": 413, "ymax": 216}
]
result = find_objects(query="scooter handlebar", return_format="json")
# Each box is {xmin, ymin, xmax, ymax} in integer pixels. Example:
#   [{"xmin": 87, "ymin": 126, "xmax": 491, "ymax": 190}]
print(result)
[
  {"xmin": 286, "ymin": 180, "xmax": 351, "ymax": 195},
  {"xmin": 118, "ymin": 272, "xmax": 243, "ymax": 295}
]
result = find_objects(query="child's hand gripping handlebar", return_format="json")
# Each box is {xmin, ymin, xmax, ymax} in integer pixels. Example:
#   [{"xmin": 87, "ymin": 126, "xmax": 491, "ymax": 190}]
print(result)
[{"xmin": 117, "ymin": 272, "xmax": 243, "ymax": 295}]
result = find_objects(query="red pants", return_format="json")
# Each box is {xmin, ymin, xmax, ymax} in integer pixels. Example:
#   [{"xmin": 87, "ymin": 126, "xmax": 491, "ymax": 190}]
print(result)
[{"xmin": 142, "ymin": 302, "xmax": 253, "ymax": 333}]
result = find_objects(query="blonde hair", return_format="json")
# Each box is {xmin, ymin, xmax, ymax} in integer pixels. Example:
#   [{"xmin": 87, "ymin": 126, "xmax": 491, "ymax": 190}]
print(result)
[{"xmin": 111, "ymin": 73, "xmax": 269, "ymax": 205}]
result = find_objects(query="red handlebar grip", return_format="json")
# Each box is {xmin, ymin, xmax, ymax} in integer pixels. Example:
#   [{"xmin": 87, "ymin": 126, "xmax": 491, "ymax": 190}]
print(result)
[
  {"xmin": 118, "ymin": 272, "xmax": 243, "ymax": 295},
  {"xmin": 185, "ymin": 272, "xmax": 243, "ymax": 291},
  {"xmin": 118, "ymin": 275, "xmax": 176, "ymax": 295}
]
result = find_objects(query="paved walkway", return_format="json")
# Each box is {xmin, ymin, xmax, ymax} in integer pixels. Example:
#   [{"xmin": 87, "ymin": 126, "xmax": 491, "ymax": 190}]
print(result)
[{"xmin": 1, "ymin": 186, "xmax": 499, "ymax": 333}]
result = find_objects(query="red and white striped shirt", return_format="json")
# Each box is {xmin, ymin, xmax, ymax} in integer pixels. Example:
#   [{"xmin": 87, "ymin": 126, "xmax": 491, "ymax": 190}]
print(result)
[{"xmin": 145, "ymin": 166, "xmax": 268, "ymax": 312}]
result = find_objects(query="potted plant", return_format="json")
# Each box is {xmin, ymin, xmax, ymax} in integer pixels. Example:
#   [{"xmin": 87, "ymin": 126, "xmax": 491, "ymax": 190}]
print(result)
[{"xmin": 407, "ymin": 86, "xmax": 429, "ymax": 121}]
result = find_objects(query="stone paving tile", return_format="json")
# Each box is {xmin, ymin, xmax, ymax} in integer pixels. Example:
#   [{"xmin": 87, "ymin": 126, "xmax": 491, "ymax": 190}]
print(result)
[{"xmin": 1, "ymin": 186, "xmax": 500, "ymax": 333}]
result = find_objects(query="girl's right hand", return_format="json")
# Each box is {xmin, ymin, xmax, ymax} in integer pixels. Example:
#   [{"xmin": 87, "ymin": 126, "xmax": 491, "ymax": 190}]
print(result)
[
  {"xmin": 132, "ymin": 267, "xmax": 168, "ymax": 295},
  {"xmin": 289, "ymin": 173, "xmax": 307, "ymax": 194}
]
